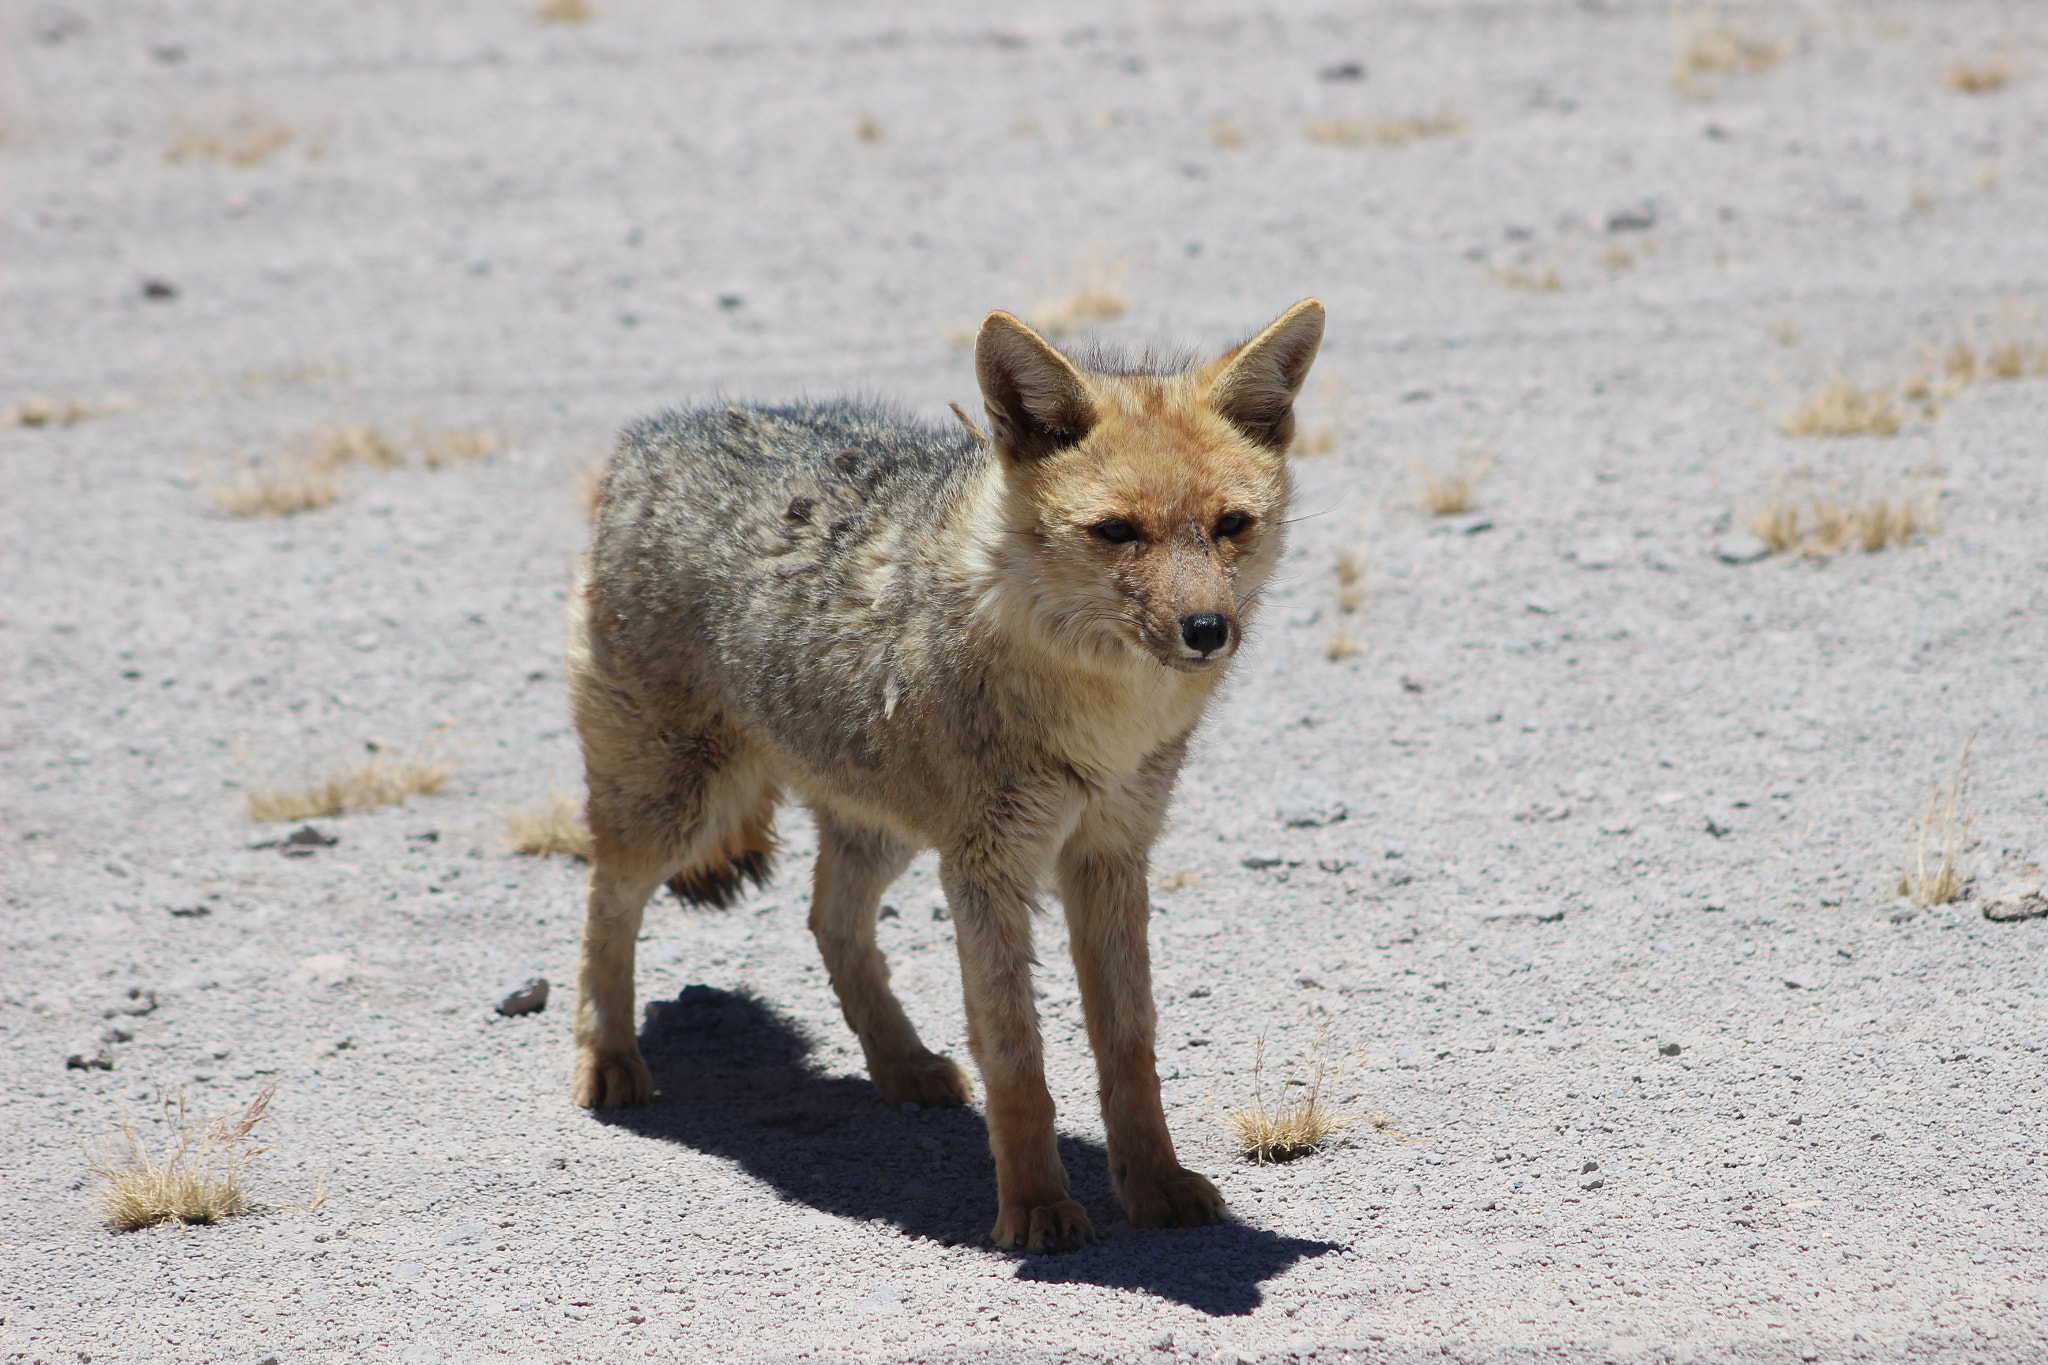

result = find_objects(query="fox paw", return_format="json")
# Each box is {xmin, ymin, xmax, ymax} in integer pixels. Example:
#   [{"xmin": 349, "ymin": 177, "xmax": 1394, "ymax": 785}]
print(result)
[
  {"xmin": 572, "ymin": 1045, "xmax": 653, "ymax": 1109},
  {"xmin": 869, "ymin": 1049, "xmax": 970, "ymax": 1108},
  {"xmin": 1119, "ymin": 1167, "xmax": 1226, "ymax": 1229},
  {"xmin": 990, "ymin": 1199, "xmax": 1095, "ymax": 1255}
]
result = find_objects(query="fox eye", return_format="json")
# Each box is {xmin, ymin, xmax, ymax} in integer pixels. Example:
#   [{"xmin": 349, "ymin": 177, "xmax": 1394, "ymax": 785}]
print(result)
[
  {"xmin": 1091, "ymin": 518, "xmax": 1139, "ymax": 544},
  {"xmin": 1214, "ymin": 512, "xmax": 1252, "ymax": 539}
]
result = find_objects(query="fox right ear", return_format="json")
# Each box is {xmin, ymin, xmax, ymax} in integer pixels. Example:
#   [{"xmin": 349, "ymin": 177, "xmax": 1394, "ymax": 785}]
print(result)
[{"xmin": 976, "ymin": 312, "xmax": 1097, "ymax": 463}]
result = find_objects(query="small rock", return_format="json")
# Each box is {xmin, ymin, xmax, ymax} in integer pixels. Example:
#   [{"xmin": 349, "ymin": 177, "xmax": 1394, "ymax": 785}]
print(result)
[
  {"xmin": 34, "ymin": 7, "xmax": 87, "ymax": 44},
  {"xmin": 930, "ymin": 903, "xmax": 951, "ymax": 922},
  {"xmin": 1439, "ymin": 513, "xmax": 1493, "ymax": 536},
  {"xmin": 168, "ymin": 904, "xmax": 210, "ymax": 918},
  {"xmin": 1783, "ymin": 967, "xmax": 1826, "ymax": 990},
  {"xmin": 1318, "ymin": 59, "xmax": 1364, "ymax": 81},
  {"xmin": 1714, "ymin": 532, "xmax": 1771, "ymax": 564},
  {"xmin": 877, "ymin": 903, "xmax": 899, "ymax": 920},
  {"xmin": 1383, "ymin": 841, "xmax": 1407, "ymax": 859},
  {"xmin": 141, "ymin": 277, "xmax": 178, "ymax": 300},
  {"xmin": 1399, "ymin": 675, "xmax": 1426, "ymax": 693},
  {"xmin": 440, "ymin": 1222, "xmax": 487, "ymax": 1246},
  {"xmin": 1703, "ymin": 807, "xmax": 1735, "ymax": 838},
  {"xmin": 1889, "ymin": 896, "xmax": 1920, "ymax": 923},
  {"xmin": 1982, "ymin": 880, "xmax": 2048, "ymax": 922},
  {"xmin": 1240, "ymin": 850, "xmax": 1285, "ymax": 869},
  {"xmin": 1607, "ymin": 201, "xmax": 1658, "ymax": 232},
  {"xmin": 105, "ymin": 987, "xmax": 157, "ymax": 1018},
  {"xmin": 1580, "ymin": 1175, "xmax": 1605, "ymax": 1190},
  {"xmin": 66, "ymin": 1042, "xmax": 114, "ymax": 1070},
  {"xmin": 1580, "ymin": 1160, "xmax": 1599, "ymax": 1173},
  {"xmin": 496, "ymin": 978, "xmax": 549, "ymax": 1016},
  {"xmin": 1278, "ymin": 801, "xmax": 1347, "ymax": 828},
  {"xmin": 1641, "ymin": 543, "xmax": 1684, "ymax": 572},
  {"xmin": 1658, "ymin": 1040, "xmax": 1683, "ymax": 1057}
]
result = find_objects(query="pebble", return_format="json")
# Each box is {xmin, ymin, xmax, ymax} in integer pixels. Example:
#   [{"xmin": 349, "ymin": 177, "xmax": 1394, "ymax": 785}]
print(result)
[
  {"xmin": 1982, "ymin": 880, "xmax": 2048, "ymax": 922},
  {"xmin": 66, "ymin": 1041, "xmax": 114, "ymax": 1070},
  {"xmin": 1277, "ymin": 801, "xmax": 1347, "ymax": 828},
  {"xmin": 1436, "ymin": 514, "xmax": 1493, "ymax": 536},
  {"xmin": 1703, "ymin": 807, "xmax": 1735, "ymax": 838},
  {"xmin": 496, "ymin": 978, "xmax": 549, "ymax": 1016},
  {"xmin": 1783, "ymin": 967, "xmax": 1826, "ymax": 990},
  {"xmin": 1240, "ymin": 850, "xmax": 1285, "ymax": 869},
  {"xmin": 1658, "ymin": 1040, "xmax": 1684, "ymax": 1057},
  {"xmin": 1714, "ymin": 532, "xmax": 1771, "ymax": 564}
]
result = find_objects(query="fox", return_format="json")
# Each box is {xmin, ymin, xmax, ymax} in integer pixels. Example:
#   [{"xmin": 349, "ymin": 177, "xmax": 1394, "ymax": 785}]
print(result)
[{"xmin": 567, "ymin": 299, "xmax": 1325, "ymax": 1254}]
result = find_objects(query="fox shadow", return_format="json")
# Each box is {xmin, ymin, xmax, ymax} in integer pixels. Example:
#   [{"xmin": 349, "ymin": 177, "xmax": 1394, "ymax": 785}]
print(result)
[{"xmin": 593, "ymin": 984, "xmax": 1339, "ymax": 1315}]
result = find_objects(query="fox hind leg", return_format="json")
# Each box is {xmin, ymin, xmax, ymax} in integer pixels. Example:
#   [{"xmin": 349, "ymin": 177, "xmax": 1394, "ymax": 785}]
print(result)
[
  {"xmin": 809, "ymin": 808, "xmax": 970, "ymax": 1108},
  {"xmin": 572, "ymin": 688, "xmax": 778, "ymax": 1108}
]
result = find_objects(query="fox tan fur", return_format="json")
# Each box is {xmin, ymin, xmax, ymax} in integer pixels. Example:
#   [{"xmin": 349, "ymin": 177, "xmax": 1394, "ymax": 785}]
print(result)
[{"xmin": 568, "ymin": 300, "xmax": 1325, "ymax": 1253}]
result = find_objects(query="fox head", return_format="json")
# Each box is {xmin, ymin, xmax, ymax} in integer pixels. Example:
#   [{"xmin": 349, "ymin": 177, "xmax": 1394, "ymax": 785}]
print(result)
[{"xmin": 975, "ymin": 299, "xmax": 1325, "ymax": 675}]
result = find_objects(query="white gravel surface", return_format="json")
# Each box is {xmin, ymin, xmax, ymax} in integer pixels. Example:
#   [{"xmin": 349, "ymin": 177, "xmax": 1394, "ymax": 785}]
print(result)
[{"xmin": 4, "ymin": 3, "xmax": 2046, "ymax": 1363}]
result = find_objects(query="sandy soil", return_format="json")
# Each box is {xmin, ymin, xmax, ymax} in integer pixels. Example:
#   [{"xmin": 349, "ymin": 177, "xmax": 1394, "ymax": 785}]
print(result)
[{"xmin": 4, "ymin": 2, "xmax": 2046, "ymax": 1362}]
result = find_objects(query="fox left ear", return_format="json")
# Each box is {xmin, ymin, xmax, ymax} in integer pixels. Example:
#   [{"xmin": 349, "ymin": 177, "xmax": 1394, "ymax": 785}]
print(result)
[{"xmin": 1204, "ymin": 299, "xmax": 1326, "ymax": 453}]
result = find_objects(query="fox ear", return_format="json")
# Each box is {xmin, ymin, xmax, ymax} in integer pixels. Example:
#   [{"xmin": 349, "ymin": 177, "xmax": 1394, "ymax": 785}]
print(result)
[
  {"xmin": 976, "ymin": 311, "xmax": 1097, "ymax": 463},
  {"xmin": 1205, "ymin": 298, "xmax": 1326, "ymax": 452}
]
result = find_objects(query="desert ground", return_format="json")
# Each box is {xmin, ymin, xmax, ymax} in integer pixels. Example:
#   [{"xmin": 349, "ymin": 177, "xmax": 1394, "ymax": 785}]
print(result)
[{"xmin": 4, "ymin": 2, "xmax": 2046, "ymax": 1362}]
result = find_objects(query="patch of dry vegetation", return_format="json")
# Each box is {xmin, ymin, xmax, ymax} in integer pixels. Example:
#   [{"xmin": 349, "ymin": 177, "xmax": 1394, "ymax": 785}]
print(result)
[
  {"xmin": 1210, "ymin": 120, "xmax": 1248, "ymax": 149},
  {"xmin": 1305, "ymin": 109, "xmax": 1466, "ymax": 147},
  {"xmin": 206, "ymin": 457, "xmax": 340, "ymax": 517},
  {"xmin": 166, "ymin": 114, "xmax": 294, "ymax": 167},
  {"xmin": 1027, "ymin": 258, "xmax": 1131, "ymax": 340},
  {"xmin": 1415, "ymin": 451, "xmax": 1495, "ymax": 514},
  {"xmin": 1334, "ymin": 550, "xmax": 1369, "ymax": 615},
  {"xmin": 1672, "ymin": 6, "xmax": 1789, "ymax": 96},
  {"xmin": 4, "ymin": 394, "xmax": 134, "ymax": 427},
  {"xmin": 1947, "ymin": 51, "xmax": 2017, "ymax": 93},
  {"xmin": 91, "ymin": 1084, "xmax": 292, "ymax": 1231},
  {"xmin": 1492, "ymin": 264, "xmax": 1562, "ymax": 293},
  {"xmin": 1743, "ymin": 478, "xmax": 1936, "ymax": 556},
  {"xmin": 248, "ymin": 752, "xmax": 451, "ymax": 822},
  {"xmin": 1778, "ymin": 373, "xmax": 1902, "ymax": 437},
  {"xmin": 535, "ymin": 0, "xmax": 592, "ymax": 21},
  {"xmin": 1229, "ymin": 1028, "xmax": 1348, "ymax": 1163},
  {"xmin": 207, "ymin": 423, "xmax": 501, "ymax": 516},
  {"xmin": 503, "ymin": 792, "xmax": 593, "ymax": 859},
  {"xmin": 945, "ymin": 258, "xmax": 1133, "ymax": 347},
  {"xmin": 1900, "ymin": 741, "xmax": 1974, "ymax": 908}
]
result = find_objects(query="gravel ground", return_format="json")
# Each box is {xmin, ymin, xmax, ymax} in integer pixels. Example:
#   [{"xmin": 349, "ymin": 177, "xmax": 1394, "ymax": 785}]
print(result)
[{"xmin": 4, "ymin": 2, "xmax": 2046, "ymax": 1362}]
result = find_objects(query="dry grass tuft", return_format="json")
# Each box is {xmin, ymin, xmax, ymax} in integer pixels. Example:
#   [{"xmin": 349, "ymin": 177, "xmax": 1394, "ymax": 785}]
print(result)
[
  {"xmin": 1229, "ymin": 1027, "xmax": 1348, "ymax": 1163},
  {"xmin": 1900, "ymin": 740, "xmax": 1974, "ymax": 907},
  {"xmin": 248, "ymin": 752, "xmax": 451, "ymax": 822},
  {"xmin": 855, "ymin": 114, "xmax": 885, "ymax": 143},
  {"xmin": 91, "ymin": 1084, "xmax": 280, "ymax": 1231},
  {"xmin": 535, "ymin": 0, "xmax": 592, "ymax": 22},
  {"xmin": 1334, "ymin": 551, "xmax": 1369, "ymax": 614},
  {"xmin": 1027, "ymin": 258, "xmax": 1131, "ymax": 340},
  {"xmin": 166, "ymin": 114, "xmax": 293, "ymax": 167},
  {"xmin": 1492, "ymin": 265, "xmax": 1562, "ymax": 293},
  {"xmin": 1210, "ymin": 120, "xmax": 1248, "ymax": 149},
  {"xmin": 1155, "ymin": 869, "xmax": 1199, "ymax": 893},
  {"xmin": 1306, "ymin": 110, "xmax": 1466, "ymax": 147},
  {"xmin": 503, "ymin": 792, "xmax": 593, "ymax": 859},
  {"xmin": 206, "ymin": 458, "xmax": 340, "ymax": 517},
  {"xmin": 1672, "ymin": 7, "xmax": 1788, "ymax": 96},
  {"xmin": 1744, "ymin": 478, "xmax": 1935, "ymax": 556},
  {"xmin": 414, "ymin": 426, "xmax": 500, "ymax": 468},
  {"xmin": 1947, "ymin": 51, "xmax": 2017, "ymax": 93},
  {"xmin": 4, "ymin": 394, "xmax": 134, "ymax": 427},
  {"xmin": 1326, "ymin": 632, "xmax": 1362, "ymax": 661},
  {"xmin": 1778, "ymin": 373, "xmax": 1902, "ymax": 437},
  {"xmin": 1415, "ymin": 451, "xmax": 1495, "ymax": 514},
  {"xmin": 313, "ymin": 423, "xmax": 405, "ymax": 470}
]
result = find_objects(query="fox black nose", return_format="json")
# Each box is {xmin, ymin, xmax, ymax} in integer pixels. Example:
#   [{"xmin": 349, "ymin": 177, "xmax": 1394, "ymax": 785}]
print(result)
[{"xmin": 1180, "ymin": 612, "xmax": 1231, "ymax": 655}]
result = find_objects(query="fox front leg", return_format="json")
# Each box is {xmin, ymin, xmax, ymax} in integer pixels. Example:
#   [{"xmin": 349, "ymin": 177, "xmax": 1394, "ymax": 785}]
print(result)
[
  {"xmin": 940, "ymin": 853, "xmax": 1094, "ymax": 1254},
  {"xmin": 1058, "ymin": 840, "xmax": 1225, "ymax": 1231}
]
